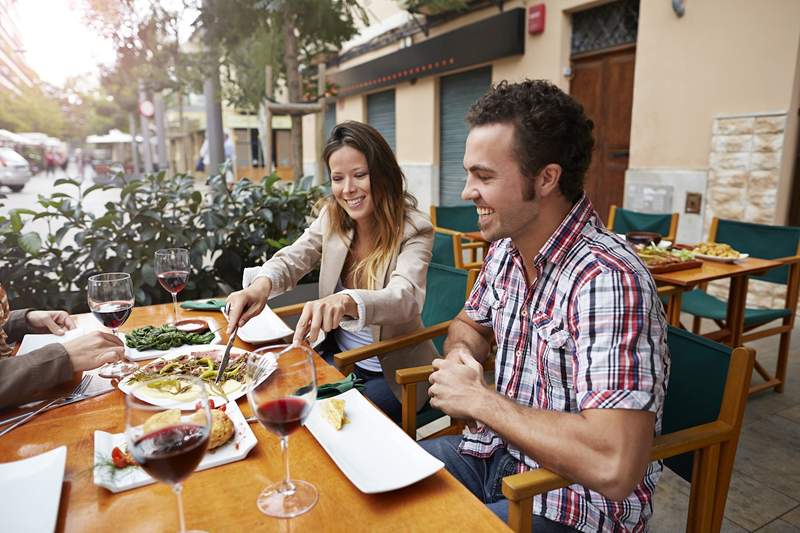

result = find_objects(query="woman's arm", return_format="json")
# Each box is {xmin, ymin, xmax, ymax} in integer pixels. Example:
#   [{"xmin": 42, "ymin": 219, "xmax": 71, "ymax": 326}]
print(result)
[
  {"xmin": 3, "ymin": 309, "xmax": 32, "ymax": 343},
  {"xmin": 0, "ymin": 344, "xmax": 74, "ymax": 409}
]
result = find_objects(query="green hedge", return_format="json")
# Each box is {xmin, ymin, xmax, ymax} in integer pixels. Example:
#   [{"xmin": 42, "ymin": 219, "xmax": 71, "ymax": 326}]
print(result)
[{"xmin": 0, "ymin": 171, "xmax": 323, "ymax": 313}]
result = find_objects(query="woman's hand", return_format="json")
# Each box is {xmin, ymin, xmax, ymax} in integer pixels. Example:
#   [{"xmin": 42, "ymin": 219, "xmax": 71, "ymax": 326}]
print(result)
[
  {"xmin": 225, "ymin": 277, "xmax": 272, "ymax": 334},
  {"xmin": 27, "ymin": 310, "xmax": 77, "ymax": 335},
  {"xmin": 292, "ymin": 293, "xmax": 358, "ymax": 345}
]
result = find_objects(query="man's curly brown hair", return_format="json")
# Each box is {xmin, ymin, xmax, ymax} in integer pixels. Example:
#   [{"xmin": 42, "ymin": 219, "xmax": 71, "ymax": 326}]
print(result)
[{"xmin": 466, "ymin": 79, "xmax": 595, "ymax": 202}]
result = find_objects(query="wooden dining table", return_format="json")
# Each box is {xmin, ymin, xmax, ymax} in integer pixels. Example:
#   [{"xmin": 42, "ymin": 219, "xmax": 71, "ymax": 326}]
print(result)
[
  {"xmin": 0, "ymin": 303, "xmax": 509, "ymax": 532},
  {"xmin": 652, "ymin": 256, "xmax": 782, "ymax": 348}
]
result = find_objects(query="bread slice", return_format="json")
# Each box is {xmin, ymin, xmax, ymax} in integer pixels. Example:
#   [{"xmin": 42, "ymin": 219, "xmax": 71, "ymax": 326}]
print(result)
[{"xmin": 321, "ymin": 398, "xmax": 347, "ymax": 430}]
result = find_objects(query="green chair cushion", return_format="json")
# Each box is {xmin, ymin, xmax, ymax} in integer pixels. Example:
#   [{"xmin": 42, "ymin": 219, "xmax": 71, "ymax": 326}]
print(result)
[
  {"xmin": 432, "ymin": 232, "xmax": 456, "ymax": 267},
  {"xmin": 612, "ymin": 207, "xmax": 673, "ymax": 237},
  {"xmin": 433, "ymin": 205, "xmax": 479, "ymax": 233},
  {"xmin": 680, "ymin": 290, "xmax": 791, "ymax": 326},
  {"xmin": 715, "ymin": 219, "xmax": 800, "ymax": 285},
  {"xmin": 416, "ymin": 404, "xmax": 447, "ymax": 429}
]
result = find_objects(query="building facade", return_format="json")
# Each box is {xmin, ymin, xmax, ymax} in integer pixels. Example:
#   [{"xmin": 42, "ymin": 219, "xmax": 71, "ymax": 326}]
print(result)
[
  {"xmin": 0, "ymin": 0, "xmax": 37, "ymax": 95},
  {"xmin": 301, "ymin": 0, "xmax": 800, "ymax": 251}
]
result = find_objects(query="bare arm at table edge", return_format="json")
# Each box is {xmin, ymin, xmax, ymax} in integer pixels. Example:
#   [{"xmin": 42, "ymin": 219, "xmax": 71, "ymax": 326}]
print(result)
[{"xmin": 442, "ymin": 310, "xmax": 494, "ymax": 365}]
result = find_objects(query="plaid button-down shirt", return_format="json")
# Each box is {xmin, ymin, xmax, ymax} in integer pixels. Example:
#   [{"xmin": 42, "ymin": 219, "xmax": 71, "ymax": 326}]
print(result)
[{"xmin": 461, "ymin": 195, "xmax": 670, "ymax": 532}]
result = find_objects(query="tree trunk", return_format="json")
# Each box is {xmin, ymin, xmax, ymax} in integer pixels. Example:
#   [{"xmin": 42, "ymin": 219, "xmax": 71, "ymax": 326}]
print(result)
[{"xmin": 282, "ymin": 6, "xmax": 304, "ymax": 181}]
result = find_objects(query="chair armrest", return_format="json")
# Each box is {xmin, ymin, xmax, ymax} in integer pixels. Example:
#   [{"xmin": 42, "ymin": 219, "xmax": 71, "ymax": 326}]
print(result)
[
  {"xmin": 396, "ymin": 364, "xmax": 435, "ymax": 385},
  {"xmin": 271, "ymin": 302, "xmax": 305, "ymax": 318},
  {"xmin": 333, "ymin": 321, "xmax": 451, "ymax": 368},
  {"xmin": 461, "ymin": 241, "xmax": 485, "ymax": 250},
  {"xmin": 434, "ymin": 226, "xmax": 461, "ymax": 236},
  {"xmin": 772, "ymin": 255, "xmax": 800, "ymax": 266},
  {"xmin": 502, "ymin": 468, "xmax": 570, "ymax": 501}
]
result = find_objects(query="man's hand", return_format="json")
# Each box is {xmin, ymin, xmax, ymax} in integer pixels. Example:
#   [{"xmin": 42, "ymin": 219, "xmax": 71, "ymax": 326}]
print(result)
[
  {"xmin": 225, "ymin": 277, "xmax": 272, "ymax": 334},
  {"xmin": 428, "ymin": 352, "xmax": 488, "ymax": 421},
  {"xmin": 27, "ymin": 310, "xmax": 77, "ymax": 335},
  {"xmin": 292, "ymin": 293, "xmax": 357, "ymax": 345},
  {"xmin": 63, "ymin": 331, "xmax": 126, "ymax": 372}
]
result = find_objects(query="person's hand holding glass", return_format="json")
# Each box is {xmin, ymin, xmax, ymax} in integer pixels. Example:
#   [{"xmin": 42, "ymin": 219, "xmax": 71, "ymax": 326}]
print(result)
[
  {"xmin": 155, "ymin": 248, "xmax": 190, "ymax": 323},
  {"xmin": 125, "ymin": 376, "xmax": 211, "ymax": 533},
  {"xmin": 246, "ymin": 344, "xmax": 318, "ymax": 517},
  {"xmin": 87, "ymin": 272, "xmax": 137, "ymax": 379}
]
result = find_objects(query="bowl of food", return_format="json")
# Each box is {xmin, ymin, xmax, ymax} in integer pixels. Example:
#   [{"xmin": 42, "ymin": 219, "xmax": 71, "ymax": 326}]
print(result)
[
  {"xmin": 173, "ymin": 318, "xmax": 210, "ymax": 334},
  {"xmin": 626, "ymin": 231, "xmax": 662, "ymax": 247}
]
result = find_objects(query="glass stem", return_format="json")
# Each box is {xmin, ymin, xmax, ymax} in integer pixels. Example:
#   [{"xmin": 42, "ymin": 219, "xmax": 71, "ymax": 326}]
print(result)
[
  {"xmin": 173, "ymin": 482, "xmax": 187, "ymax": 533},
  {"xmin": 280, "ymin": 435, "xmax": 295, "ymax": 493},
  {"xmin": 172, "ymin": 293, "xmax": 179, "ymax": 322}
]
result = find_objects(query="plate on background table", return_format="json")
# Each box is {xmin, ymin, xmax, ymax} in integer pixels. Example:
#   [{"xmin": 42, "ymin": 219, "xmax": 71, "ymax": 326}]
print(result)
[
  {"xmin": 694, "ymin": 252, "xmax": 749, "ymax": 264},
  {"xmin": 305, "ymin": 389, "xmax": 443, "ymax": 493},
  {"xmin": 118, "ymin": 344, "xmax": 274, "ymax": 409},
  {"xmin": 0, "ymin": 446, "xmax": 66, "ymax": 532},
  {"xmin": 93, "ymin": 401, "xmax": 257, "ymax": 493},
  {"xmin": 123, "ymin": 317, "xmax": 223, "ymax": 362}
]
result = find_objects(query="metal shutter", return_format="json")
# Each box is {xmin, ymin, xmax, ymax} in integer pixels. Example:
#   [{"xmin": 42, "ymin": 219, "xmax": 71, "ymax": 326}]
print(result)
[
  {"xmin": 439, "ymin": 67, "xmax": 492, "ymax": 206},
  {"xmin": 324, "ymin": 103, "xmax": 336, "ymax": 140},
  {"xmin": 367, "ymin": 90, "xmax": 396, "ymax": 151}
]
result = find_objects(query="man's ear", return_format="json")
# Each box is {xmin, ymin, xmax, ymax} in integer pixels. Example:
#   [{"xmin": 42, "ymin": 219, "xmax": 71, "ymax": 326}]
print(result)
[{"xmin": 537, "ymin": 164, "xmax": 563, "ymax": 197}]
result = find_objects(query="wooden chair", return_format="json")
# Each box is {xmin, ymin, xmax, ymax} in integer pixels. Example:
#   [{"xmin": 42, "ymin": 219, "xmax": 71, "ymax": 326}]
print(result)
[
  {"xmin": 679, "ymin": 217, "xmax": 800, "ymax": 394},
  {"xmin": 608, "ymin": 204, "xmax": 679, "ymax": 242},
  {"xmin": 502, "ymin": 327, "xmax": 754, "ymax": 533},
  {"xmin": 273, "ymin": 264, "xmax": 479, "ymax": 437},
  {"xmin": 432, "ymin": 227, "xmax": 484, "ymax": 270}
]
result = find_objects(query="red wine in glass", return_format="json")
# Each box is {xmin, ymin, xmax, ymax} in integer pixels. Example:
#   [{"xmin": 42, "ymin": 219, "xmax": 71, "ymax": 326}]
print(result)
[
  {"xmin": 256, "ymin": 397, "xmax": 311, "ymax": 437},
  {"xmin": 157, "ymin": 270, "xmax": 189, "ymax": 294},
  {"xmin": 91, "ymin": 301, "xmax": 133, "ymax": 330},
  {"xmin": 132, "ymin": 424, "xmax": 210, "ymax": 485},
  {"xmin": 155, "ymin": 248, "xmax": 190, "ymax": 323}
]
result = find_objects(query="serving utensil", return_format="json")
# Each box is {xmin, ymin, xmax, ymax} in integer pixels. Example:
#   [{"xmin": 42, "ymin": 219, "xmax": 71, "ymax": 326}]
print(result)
[
  {"xmin": 0, "ymin": 375, "xmax": 91, "ymax": 437},
  {"xmin": 215, "ymin": 326, "xmax": 238, "ymax": 384}
]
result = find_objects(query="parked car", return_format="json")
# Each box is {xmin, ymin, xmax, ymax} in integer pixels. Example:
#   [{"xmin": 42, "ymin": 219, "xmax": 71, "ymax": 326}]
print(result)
[{"xmin": 0, "ymin": 148, "xmax": 32, "ymax": 192}]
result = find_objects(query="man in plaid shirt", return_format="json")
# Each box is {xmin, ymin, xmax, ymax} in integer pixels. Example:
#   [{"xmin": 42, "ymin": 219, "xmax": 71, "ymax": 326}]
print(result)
[{"xmin": 422, "ymin": 80, "xmax": 670, "ymax": 532}]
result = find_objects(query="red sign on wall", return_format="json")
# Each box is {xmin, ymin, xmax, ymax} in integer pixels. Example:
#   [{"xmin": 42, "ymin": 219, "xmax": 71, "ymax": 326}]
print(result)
[{"xmin": 528, "ymin": 4, "xmax": 546, "ymax": 35}]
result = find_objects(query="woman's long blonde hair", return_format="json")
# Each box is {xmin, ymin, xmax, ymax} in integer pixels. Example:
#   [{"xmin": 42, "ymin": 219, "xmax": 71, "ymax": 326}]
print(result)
[{"xmin": 322, "ymin": 121, "xmax": 418, "ymax": 290}]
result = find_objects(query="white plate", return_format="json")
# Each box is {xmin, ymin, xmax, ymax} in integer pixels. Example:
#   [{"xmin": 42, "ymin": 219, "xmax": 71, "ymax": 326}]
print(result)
[
  {"xmin": 124, "ymin": 318, "xmax": 223, "ymax": 362},
  {"xmin": 93, "ymin": 401, "xmax": 257, "ymax": 493},
  {"xmin": 118, "ymin": 344, "xmax": 274, "ymax": 409},
  {"xmin": 223, "ymin": 305, "xmax": 294, "ymax": 345},
  {"xmin": 694, "ymin": 252, "xmax": 749, "ymax": 264},
  {"xmin": 305, "ymin": 389, "xmax": 444, "ymax": 493},
  {"xmin": 657, "ymin": 240, "xmax": 673, "ymax": 249},
  {"xmin": 0, "ymin": 446, "xmax": 66, "ymax": 532}
]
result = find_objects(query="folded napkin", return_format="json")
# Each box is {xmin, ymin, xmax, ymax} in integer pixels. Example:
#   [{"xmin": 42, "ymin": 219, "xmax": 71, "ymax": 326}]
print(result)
[
  {"xmin": 317, "ymin": 373, "xmax": 365, "ymax": 400},
  {"xmin": 180, "ymin": 299, "xmax": 227, "ymax": 311}
]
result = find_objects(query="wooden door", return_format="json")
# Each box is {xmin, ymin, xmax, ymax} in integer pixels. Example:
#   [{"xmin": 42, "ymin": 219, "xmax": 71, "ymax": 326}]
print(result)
[{"xmin": 570, "ymin": 47, "xmax": 636, "ymax": 224}]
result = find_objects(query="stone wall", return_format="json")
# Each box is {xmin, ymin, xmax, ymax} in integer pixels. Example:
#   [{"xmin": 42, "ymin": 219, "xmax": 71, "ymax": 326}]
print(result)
[{"xmin": 706, "ymin": 113, "xmax": 789, "ymax": 309}]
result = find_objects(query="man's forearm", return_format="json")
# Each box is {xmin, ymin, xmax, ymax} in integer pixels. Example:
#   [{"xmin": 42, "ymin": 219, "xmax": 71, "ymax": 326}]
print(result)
[
  {"xmin": 470, "ymin": 390, "xmax": 654, "ymax": 500},
  {"xmin": 443, "ymin": 312, "xmax": 492, "ymax": 363}
]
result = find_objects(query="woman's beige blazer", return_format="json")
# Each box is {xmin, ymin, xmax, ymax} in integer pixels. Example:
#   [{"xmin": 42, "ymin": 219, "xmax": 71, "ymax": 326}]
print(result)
[{"xmin": 254, "ymin": 206, "xmax": 436, "ymax": 409}]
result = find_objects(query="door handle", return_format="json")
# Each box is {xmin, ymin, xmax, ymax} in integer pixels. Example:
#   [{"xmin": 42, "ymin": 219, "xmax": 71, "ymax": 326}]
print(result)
[{"xmin": 609, "ymin": 150, "xmax": 630, "ymax": 158}]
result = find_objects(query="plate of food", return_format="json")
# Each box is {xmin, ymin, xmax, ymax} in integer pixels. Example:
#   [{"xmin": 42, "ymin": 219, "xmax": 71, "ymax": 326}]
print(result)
[
  {"xmin": 93, "ymin": 401, "xmax": 257, "ymax": 493},
  {"xmin": 305, "ymin": 389, "xmax": 443, "ymax": 493},
  {"xmin": 118, "ymin": 345, "xmax": 275, "ymax": 408},
  {"xmin": 124, "ymin": 319, "xmax": 223, "ymax": 362},
  {"xmin": 692, "ymin": 242, "xmax": 749, "ymax": 263},
  {"xmin": 636, "ymin": 245, "xmax": 702, "ymax": 274},
  {"xmin": 221, "ymin": 305, "xmax": 294, "ymax": 345}
]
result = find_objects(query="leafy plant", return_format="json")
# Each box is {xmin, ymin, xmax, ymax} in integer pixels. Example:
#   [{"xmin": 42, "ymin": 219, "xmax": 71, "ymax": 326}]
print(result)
[{"xmin": 0, "ymin": 171, "xmax": 323, "ymax": 313}]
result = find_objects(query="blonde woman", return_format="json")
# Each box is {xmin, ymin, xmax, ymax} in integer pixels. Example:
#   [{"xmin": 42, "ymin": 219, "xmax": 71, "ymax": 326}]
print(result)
[{"xmin": 226, "ymin": 121, "xmax": 435, "ymax": 423}]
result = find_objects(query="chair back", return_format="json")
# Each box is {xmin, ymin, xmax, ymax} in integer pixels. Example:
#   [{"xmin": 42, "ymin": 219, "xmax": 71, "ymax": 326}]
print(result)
[
  {"xmin": 609, "ymin": 205, "xmax": 677, "ymax": 239},
  {"xmin": 430, "ymin": 205, "xmax": 478, "ymax": 232},
  {"xmin": 423, "ymin": 263, "xmax": 470, "ymax": 352},
  {"xmin": 714, "ymin": 218, "xmax": 800, "ymax": 285},
  {"xmin": 662, "ymin": 327, "xmax": 730, "ymax": 481},
  {"xmin": 432, "ymin": 231, "xmax": 456, "ymax": 267}
]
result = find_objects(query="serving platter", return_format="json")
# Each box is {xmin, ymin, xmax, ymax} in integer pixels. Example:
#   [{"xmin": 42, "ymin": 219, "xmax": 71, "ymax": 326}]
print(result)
[
  {"xmin": 124, "ymin": 317, "xmax": 223, "ymax": 362},
  {"xmin": 647, "ymin": 259, "xmax": 703, "ymax": 274},
  {"xmin": 694, "ymin": 253, "xmax": 749, "ymax": 264}
]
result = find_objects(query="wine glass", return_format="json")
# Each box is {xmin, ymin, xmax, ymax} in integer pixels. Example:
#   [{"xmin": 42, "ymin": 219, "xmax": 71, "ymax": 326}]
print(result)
[
  {"xmin": 246, "ymin": 344, "xmax": 318, "ymax": 517},
  {"xmin": 155, "ymin": 248, "xmax": 190, "ymax": 323},
  {"xmin": 125, "ymin": 375, "xmax": 210, "ymax": 533},
  {"xmin": 87, "ymin": 272, "xmax": 138, "ymax": 379}
]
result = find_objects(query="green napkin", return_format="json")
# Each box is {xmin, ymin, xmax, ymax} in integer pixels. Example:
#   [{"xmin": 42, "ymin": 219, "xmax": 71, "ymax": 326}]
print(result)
[
  {"xmin": 180, "ymin": 299, "xmax": 227, "ymax": 311},
  {"xmin": 317, "ymin": 373, "xmax": 365, "ymax": 399}
]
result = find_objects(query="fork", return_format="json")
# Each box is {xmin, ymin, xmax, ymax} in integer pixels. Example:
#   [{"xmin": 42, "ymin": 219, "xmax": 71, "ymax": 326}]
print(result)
[{"xmin": 0, "ymin": 375, "xmax": 92, "ymax": 437}]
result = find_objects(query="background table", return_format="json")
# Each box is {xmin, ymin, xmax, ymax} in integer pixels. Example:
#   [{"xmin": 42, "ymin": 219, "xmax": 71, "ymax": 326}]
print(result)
[{"xmin": 0, "ymin": 303, "xmax": 508, "ymax": 532}]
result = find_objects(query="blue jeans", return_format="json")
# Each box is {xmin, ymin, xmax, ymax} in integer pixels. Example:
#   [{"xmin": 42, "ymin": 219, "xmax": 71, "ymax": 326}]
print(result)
[
  {"xmin": 318, "ymin": 333, "xmax": 402, "ymax": 425},
  {"xmin": 420, "ymin": 436, "xmax": 579, "ymax": 533}
]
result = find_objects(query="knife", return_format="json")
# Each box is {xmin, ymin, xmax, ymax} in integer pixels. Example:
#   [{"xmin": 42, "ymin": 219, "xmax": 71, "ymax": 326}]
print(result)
[
  {"xmin": 215, "ymin": 325, "xmax": 238, "ymax": 384},
  {"xmin": 0, "ymin": 387, "xmax": 114, "ymax": 427}
]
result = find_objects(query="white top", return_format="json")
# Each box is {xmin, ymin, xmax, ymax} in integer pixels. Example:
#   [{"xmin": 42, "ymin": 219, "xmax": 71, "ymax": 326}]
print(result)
[{"xmin": 333, "ymin": 279, "xmax": 381, "ymax": 373}]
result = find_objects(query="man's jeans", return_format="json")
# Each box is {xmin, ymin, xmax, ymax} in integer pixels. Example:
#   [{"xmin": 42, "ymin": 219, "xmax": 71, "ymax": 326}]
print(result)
[{"xmin": 420, "ymin": 436, "xmax": 580, "ymax": 533}]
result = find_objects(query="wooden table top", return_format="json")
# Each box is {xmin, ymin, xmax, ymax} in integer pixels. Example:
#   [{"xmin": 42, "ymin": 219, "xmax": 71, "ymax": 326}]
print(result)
[
  {"xmin": 651, "ymin": 257, "xmax": 782, "ymax": 287},
  {"xmin": 0, "ymin": 303, "xmax": 508, "ymax": 532}
]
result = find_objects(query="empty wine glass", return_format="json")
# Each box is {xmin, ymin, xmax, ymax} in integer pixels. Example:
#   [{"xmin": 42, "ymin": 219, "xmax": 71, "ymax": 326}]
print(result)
[
  {"xmin": 246, "ymin": 344, "xmax": 318, "ymax": 518},
  {"xmin": 125, "ymin": 375, "xmax": 210, "ymax": 533},
  {"xmin": 155, "ymin": 248, "xmax": 190, "ymax": 323},
  {"xmin": 88, "ymin": 272, "xmax": 137, "ymax": 379}
]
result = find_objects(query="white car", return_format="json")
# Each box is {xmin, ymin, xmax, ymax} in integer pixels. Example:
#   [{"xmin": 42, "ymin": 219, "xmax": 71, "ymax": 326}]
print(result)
[{"xmin": 0, "ymin": 148, "xmax": 32, "ymax": 192}]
